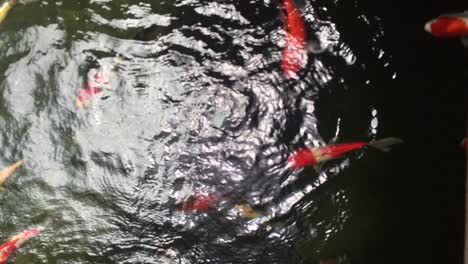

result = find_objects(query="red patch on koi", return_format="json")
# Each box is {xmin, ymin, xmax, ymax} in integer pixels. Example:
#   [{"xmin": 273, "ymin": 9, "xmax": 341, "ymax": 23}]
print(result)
[
  {"xmin": 0, "ymin": 228, "xmax": 41, "ymax": 264},
  {"xmin": 281, "ymin": 0, "xmax": 307, "ymax": 79},
  {"xmin": 426, "ymin": 16, "xmax": 468, "ymax": 37},
  {"xmin": 289, "ymin": 142, "xmax": 367, "ymax": 169},
  {"xmin": 319, "ymin": 142, "xmax": 367, "ymax": 157},
  {"xmin": 76, "ymin": 82, "xmax": 103, "ymax": 108},
  {"xmin": 181, "ymin": 193, "xmax": 220, "ymax": 212},
  {"xmin": 288, "ymin": 148, "xmax": 317, "ymax": 168}
]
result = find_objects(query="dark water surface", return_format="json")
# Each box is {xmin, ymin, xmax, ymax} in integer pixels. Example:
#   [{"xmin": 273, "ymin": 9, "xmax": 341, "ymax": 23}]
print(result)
[{"xmin": 0, "ymin": 0, "xmax": 466, "ymax": 263}]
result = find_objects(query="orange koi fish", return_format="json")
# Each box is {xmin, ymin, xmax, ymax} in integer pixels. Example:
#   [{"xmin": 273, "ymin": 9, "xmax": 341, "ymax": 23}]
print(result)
[
  {"xmin": 425, "ymin": 12, "xmax": 468, "ymax": 37},
  {"xmin": 0, "ymin": 160, "xmax": 24, "ymax": 190},
  {"xmin": 281, "ymin": 0, "xmax": 307, "ymax": 79},
  {"xmin": 0, "ymin": 227, "xmax": 41, "ymax": 264},
  {"xmin": 0, "ymin": 0, "xmax": 18, "ymax": 26},
  {"xmin": 288, "ymin": 137, "xmax": 403, "ymax": 169}
]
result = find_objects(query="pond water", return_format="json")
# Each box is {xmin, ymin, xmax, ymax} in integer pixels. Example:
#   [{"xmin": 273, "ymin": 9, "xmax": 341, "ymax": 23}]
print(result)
[{"xmin": 0, "ymin": 0, "xmax": 465, "ymax": 263}]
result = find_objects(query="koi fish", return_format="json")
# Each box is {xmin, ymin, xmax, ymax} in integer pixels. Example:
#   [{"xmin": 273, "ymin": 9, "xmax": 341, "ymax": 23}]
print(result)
[
  {"xmin": 76, "ymin": 67, "xmax": 111, "ymax": 108},
  {"xmin": 281, "ymin": 0, "xmax": 307, "ymax": 79},
  {"xmin": 234, "ymin": 203, "xmax": 264, "ymax": 219},
  {"xmin": 0, "ymin": 0, "xmax": 17, "ymax": 25},
  {"xmin": 0, "ymin": 227, "xmax": 41, "ymax": 264},
  {"xmin": 0, "ymin": 160, "xmax": 24, "ymax": 190},
  {"xmin": 76, "ymin": 82, "xmax": 103, "ymax": 108},
  {"xmin": 424, "ymin": 12, "xmax": 468, "ymax": 38},
  {"xmin": 288, "ymin": 137, "xmax": 403, "ymax": 169},
  {"xmin": 180, "ymin": 193, "xmax": 221, "ymax": 212}
]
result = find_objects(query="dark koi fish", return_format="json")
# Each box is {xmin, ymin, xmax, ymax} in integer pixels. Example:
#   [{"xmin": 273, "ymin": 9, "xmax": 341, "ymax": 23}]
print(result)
[
  {"xmin": 288, "ymin": 137, "xmax": 403, "ymax": 169},
  {"xmin": 281, "ymin": 0, "xmax": 307, "ymax": 79},
  {"xmin": 425, "ymin": 13, "xmax": 468, "ymax": 37},
  {"xmin": 0, "ymin": 227, "xmax": 41, "ymax": 264}
]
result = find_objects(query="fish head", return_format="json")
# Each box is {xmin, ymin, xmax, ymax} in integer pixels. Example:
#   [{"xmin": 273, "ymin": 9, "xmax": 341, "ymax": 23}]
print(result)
[{"xmin": 424, "ymin": 18, "xmax": 436, "ymax": 33}]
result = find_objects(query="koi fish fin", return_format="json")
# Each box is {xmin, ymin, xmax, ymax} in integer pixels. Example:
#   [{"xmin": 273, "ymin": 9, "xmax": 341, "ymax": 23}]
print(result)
[{"xmin": 368, "ymin": 137, "xmax": 403, "ymax": 152}]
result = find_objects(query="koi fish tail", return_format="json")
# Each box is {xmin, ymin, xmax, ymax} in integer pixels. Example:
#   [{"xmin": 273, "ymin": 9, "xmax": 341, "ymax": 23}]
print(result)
[{"xmin": 368, "ymin": 137, "xmax": 403, "ymax": 152}]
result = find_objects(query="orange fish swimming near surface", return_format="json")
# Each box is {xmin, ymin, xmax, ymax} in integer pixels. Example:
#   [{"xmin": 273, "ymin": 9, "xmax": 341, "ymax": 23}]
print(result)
[
  {"xmin": 288, "ymin": 137, "xmax": 403, "ymax": 169},
  {"xmin": 0, "ymin": 227, "xmax": 41, "ymax": 264},
  {"xmin": 0, "ymin": 160, "xmax": 24, "ymax": 190},
  {"xmin": 425, "ymin": 12, "xmax": 468, "ymax": 38},
  {"xmin": 281, "ymin": 0, "xmax": 307, "ymax": 79}
]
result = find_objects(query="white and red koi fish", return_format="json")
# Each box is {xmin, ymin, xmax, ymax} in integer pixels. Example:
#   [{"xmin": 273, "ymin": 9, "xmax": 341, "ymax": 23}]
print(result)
[
  {"xmin": 425, "ymin": 12, "xmax": 468, "ymax": 38},
  {"xmin": 0, "ymin": 227, "xmax": 41, "ymax": 264},
  {"xmin": 76, "ymin": 82, "xmax": 103, "ymax": 108},
  {"xmin": 0, "ymin": 160, "xmax": 24, "ymax": 190},
  {"xmin": 281, "ymin": 0, "xmax": 307, "ymax": 79},
  {"xmin": 288, "ymin": 137, "xmax": 403, "ymax": 169},
  {"xmin": 76, "ymin": 68, "xmax": 111, "ymax": 108}
]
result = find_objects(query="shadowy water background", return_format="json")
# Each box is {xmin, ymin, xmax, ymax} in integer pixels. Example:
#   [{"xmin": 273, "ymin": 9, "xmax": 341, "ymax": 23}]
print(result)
[{"xmin": 0, "ymin": 0, "xmax": 465, "ymax": 263}]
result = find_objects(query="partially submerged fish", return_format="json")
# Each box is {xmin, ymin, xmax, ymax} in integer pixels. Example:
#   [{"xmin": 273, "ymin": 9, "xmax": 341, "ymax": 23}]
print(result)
[
  {"xmin": 179, "ymin": 193, "xmax": 222, "ymax": 212},
  {"xmin": 281, "ymin": 0, "xmax": 307, "ymax": 79},
  {"xmin": 425, "ymin": 12, "xmax": 468, "ymax": 38},
  {"xmin": 0, "ymin": 160, "xmax": 24, "ymax": 190},
  {"xmin": 76, "ymin": 82, "xmax": 103, "ymax": 108},
  {"xmin": 288, "ymin": 137, "xmax": 403, "ymax": 169},
  {"xmin": 0, "ymin": 0, "xmax": 17, "ymax": 25},
  {"xmin": 75, "ymin": 67, "xmax": 110, "ymax": 108},
  {"xmin": 234, "ymin": 203, "xmax": 264, "ymax": 219},
  {"xmin": 0, "ymin": 227, "xmax": 41, "ymax": 264}
]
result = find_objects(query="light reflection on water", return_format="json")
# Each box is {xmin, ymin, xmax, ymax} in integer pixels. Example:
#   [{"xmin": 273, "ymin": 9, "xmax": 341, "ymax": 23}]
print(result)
[{"xmin": 0, "ymin": 0, "xmax": 394, "ymax": 263}]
